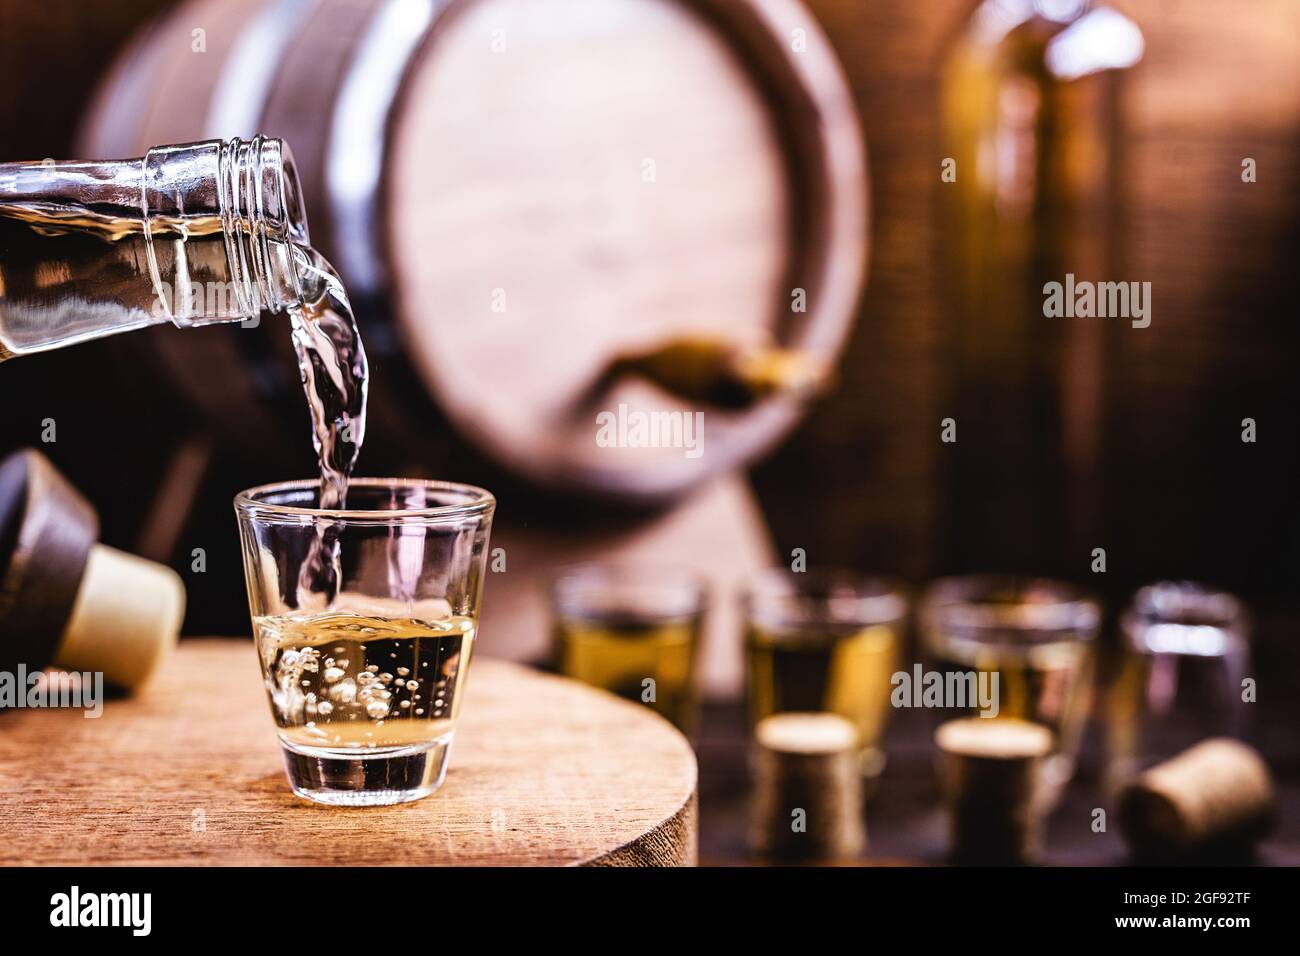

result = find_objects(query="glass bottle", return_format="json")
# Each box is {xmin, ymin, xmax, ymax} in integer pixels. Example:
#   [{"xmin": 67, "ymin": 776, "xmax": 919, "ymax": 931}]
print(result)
[
  {"xmin": 940, "ymin": 1, "xmax": 1144, "ymax": 573},
  {"xmin": 0, "ymin": 136, "xmax": 308, "ymax": 360}
]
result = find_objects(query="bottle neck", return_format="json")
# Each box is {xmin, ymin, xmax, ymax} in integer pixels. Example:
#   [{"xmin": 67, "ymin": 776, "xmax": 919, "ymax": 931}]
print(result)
[
  {"xmin": 0, "ymin": 137, "xmax": 309, "ymax": 360},
  {"xmin": 143, "ymin": 136, "xmax": 310, "ymax": 324}
]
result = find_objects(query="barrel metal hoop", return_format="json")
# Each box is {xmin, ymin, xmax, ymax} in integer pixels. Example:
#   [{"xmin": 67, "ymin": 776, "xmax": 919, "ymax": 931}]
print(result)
[
  {"xmin": 325, "ymin": 0, "xmax": 444, "ymax": 297},
  {"xmin": 205, "ymin": 0, "xmax": 318, "ymax": 142}
]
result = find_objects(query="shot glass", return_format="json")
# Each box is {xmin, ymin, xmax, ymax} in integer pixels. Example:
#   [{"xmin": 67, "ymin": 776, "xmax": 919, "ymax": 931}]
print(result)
[
  {"xmin": 920, "ymin": 576, "xmax": 1099, "ymax": 795},
  {"xmin": 743, "ymin": 569, "xmax": 907, "ymax": 779},
  {"xmin": 550, "ymin": 563, "xmax": 706, "ymax": 734},
  {"xmin": 1104, "ymin": 581, "xmax": 1250, "ymax": 791},
  {"xmin": 235, "ymin": 478, "xmax": 494, "ymax": 806}
]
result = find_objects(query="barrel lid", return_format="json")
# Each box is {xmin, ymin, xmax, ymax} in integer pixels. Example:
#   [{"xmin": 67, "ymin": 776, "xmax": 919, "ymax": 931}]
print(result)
[{"xmin": 385, "ymin": 0, "xmax": 867, "ymax": 502}]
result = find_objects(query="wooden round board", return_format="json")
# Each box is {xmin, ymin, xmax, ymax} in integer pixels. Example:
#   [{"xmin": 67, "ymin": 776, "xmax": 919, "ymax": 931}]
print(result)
[{"xmin": 0, "ymin": 640, "xmax": 697, "ymax": 866}]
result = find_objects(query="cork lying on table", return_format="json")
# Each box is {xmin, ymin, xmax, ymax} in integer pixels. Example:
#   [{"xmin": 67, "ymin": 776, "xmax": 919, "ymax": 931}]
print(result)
[
  {"xmin": 1118, "ymin": 737, "xmax": 1277, "ymax": 855},
  {"xmin": 0, "ymin": 640, "xmax": 698, "ymax": 867}
]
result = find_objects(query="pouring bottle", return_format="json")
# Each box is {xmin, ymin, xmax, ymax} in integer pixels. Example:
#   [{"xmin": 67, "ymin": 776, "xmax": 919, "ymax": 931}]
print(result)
[{"xmin": 0, "ymin": 136, "xmax": 308, "ymax": 360}]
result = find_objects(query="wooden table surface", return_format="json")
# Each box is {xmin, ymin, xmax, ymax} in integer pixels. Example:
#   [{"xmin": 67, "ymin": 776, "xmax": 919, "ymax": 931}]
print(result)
[{"xmin": 0, "ymin": 640, "xmax": 697, "ymax": 866}]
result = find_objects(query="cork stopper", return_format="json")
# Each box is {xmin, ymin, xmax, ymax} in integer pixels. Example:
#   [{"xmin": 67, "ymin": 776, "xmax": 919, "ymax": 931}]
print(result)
[
  {"xmin": 935, "ymin": 717, "xmax": 1054, "ymax": 864},
  {"xmin": 0, "ymin": 448, "xmax": 98, "ymax": 675},
  {"xmin": 750, "ymin": 712, "xmax": 865, "ymax": 861},
  {"xmin": 1118, "ymin": 738, "xmax": 1276, "ymax": 857},
  {"xmin": 56, "ymin": 544, "xmax": 184, "ymax": 689},
  {"xmin": 0, "ymin": 449, "xmax": 183, "ymax": 691}
]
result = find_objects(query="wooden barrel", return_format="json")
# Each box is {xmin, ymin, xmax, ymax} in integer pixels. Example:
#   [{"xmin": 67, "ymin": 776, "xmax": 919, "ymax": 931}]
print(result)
[{"xmin": 79, "ymin": 0, "xmax": 867, "ymax": 504}]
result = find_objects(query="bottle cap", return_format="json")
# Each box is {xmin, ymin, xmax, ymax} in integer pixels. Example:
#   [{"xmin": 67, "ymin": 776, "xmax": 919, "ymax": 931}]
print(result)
[
  {"xmin": 57, "ymin": 544, "xmax": 184, "ymax": 689},
  {"xmin": 935, "ymin": 717, "xmax": 1054, "ymax": 864},
  {"xmin": 750, "ymin": 712, "xmax": 866, "ymax": 860},
  {"xmin": 0, "ymin": 448, "xmax": 98, "ymax": 673},
  {"xmin": 0, "ymin": 449, "xmax": 183, "ymax": 689},
  {"xmin": 1118, "ymin": 738, "xmax": 1277, "ymax": 856}
]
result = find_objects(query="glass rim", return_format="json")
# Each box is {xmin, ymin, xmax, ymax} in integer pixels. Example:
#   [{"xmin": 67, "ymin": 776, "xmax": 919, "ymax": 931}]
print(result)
[
  {"xmin": 549, "ymin": 561, "xmax": 709, "ymax": 621},
  {"xmin": 920, "ymin": 574, "xmax": 1100, "ymax": 632},
  {"xmin": 550, "ymin": 559, "xmax": 706, "ymax": 582},
  {"xmin": 1120, "ymin": 580, "xmax": 1248, "ymax": 653},
  {"xmin": 233, "ymin": 477, "xmax": 495, "ymax": 523},
  {"xmin": 741, "ymin": 567, "xmax": 908, "ymax": 626}
]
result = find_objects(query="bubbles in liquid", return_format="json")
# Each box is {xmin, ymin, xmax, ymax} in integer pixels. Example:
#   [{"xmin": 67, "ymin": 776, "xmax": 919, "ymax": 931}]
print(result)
[
  {"xmin": 256, "ymin": 611, "xmax": 475, "ymax": 752},
  {"xmin": 330, "ymin": 679, "xmax": 357, "ymax": 705}
]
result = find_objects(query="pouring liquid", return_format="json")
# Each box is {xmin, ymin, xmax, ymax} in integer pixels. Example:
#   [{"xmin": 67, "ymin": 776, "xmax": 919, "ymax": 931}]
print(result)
[
  {"xmin": 287, "ymin": 245, "xmax": 369, "ymax": 601},
  {"xmin": 0, "ymin": 148, "xmax": 371, "ymax": 603}
]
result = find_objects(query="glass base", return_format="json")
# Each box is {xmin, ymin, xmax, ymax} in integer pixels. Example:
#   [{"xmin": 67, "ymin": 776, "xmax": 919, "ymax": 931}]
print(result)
[{"xmin": 280, "ymin": 732, "xmax": 455, "ymax": 806}]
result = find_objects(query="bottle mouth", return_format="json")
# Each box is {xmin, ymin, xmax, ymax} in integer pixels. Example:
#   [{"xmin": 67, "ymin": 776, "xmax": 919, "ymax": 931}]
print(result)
[
  {"xmin": 282, "ymin": 151, "xmax": 307, "ymax": 243},
  {"xmin": 217, "ymin": 136, "xmax": 311, "ymax": 316},
  {"xmin": 138, "ymin": 137, "xmax": 312, "ymax": 324}
]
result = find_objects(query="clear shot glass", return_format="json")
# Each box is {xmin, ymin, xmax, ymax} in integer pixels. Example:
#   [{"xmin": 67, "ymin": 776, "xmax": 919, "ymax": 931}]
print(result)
[
  {"xmin": 743, "ymin": 569, "xmax": 908, "ymax": 779},
  {"xmin": 1104, "ymin": 581, "xmax": 1250, "ymax": 792},
  {"xmin": 550, "ymin": 564, "xmax": 706, "ymax": 735},
  {"xmin": 235, "ymin": 478, "xmax": 494, "ymax": 806},
  {"xmin": 920, "ymin": 576, "xmax": 1099, "ymax": 795}
]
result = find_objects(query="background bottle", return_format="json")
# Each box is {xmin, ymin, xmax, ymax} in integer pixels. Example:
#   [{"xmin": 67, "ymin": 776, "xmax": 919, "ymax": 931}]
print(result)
[{"xmin": 940, "ymin": 0, "xmax": 1144, "ymax": 574}]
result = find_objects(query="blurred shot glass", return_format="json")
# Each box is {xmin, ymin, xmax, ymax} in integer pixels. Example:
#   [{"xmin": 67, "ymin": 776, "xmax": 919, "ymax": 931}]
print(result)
[
  {"xmin": 920, "ymin": 576, "xmax": 1099, "ymax": 796},
  {"xmin": 1105, "ymin": 581, "xmax": 1250, "ymax": 792},
  {"xmin": 550, "ymin": 563, "xmax": 706, "ymax": 734},
  {"xmin": 235, "ymin": 478, "xmax": 494, "ymax": 806},
  {"xmin": 743, "ymin": 569, "xmax": 907, "ymax": 779}
]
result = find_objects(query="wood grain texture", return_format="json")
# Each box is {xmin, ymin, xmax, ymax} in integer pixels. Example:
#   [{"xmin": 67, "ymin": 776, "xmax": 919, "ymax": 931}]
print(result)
[{"xmin": 0, "ymin": 640, "xmax": 698, "ymax": 866}]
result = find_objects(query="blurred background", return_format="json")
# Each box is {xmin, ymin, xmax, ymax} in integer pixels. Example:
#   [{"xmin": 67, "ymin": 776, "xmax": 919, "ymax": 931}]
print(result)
[
  {"xmin": 1, "ymin": 0, "xmax": 1297, "ymax": 863},
  {"xmin": 2, "ymin": 0, "xmax": 1296, "ymax": 622}
]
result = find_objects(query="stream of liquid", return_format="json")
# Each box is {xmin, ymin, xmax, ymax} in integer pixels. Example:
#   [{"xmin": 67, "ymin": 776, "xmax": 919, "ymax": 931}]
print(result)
[
  {"xmin": 285, "ymin": 246, "xmax": 369, "ymax": 601},
  {"xmin": 288, "ymin": 245, "xmax": 369, "ymax": 512},
  {"xmin": 0, "ymin": 165, "xmax": 370, "ymax": 601}
]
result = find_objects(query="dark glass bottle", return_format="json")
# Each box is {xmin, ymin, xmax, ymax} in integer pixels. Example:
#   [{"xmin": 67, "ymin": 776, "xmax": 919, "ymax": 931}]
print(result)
[{"xmin": 941, "ymin": 0, "xmax": 1144, "ymax": 573}]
